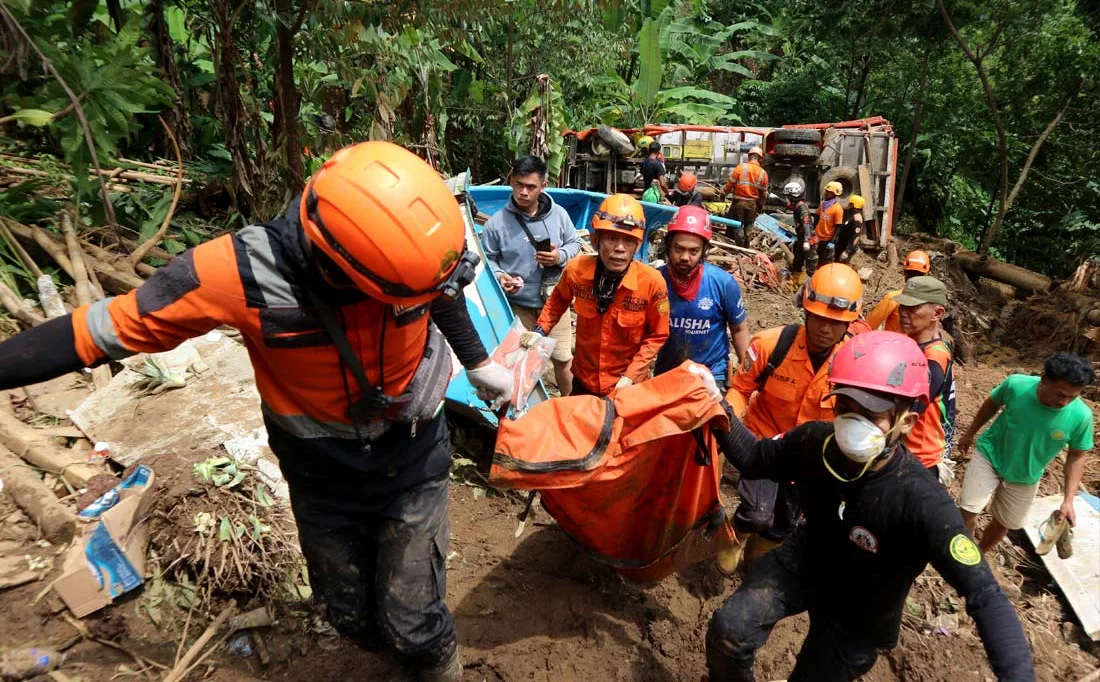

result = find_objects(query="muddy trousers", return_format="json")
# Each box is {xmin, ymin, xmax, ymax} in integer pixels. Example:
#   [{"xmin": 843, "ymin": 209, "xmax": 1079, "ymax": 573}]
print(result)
[
  {"xmin": 266, "ymin": 414, "xmax": 457, "ymax": 671},
  {"xmin": 706, "ymin": 541, "xmax": 878, "ymax": 682},
  {"xmin": 726, "ymin": 199, "xmax": 759, "ymax": 246},
  {"xmin": 733, "ymin": 477, "xmax": 800, "ymax": 543}
]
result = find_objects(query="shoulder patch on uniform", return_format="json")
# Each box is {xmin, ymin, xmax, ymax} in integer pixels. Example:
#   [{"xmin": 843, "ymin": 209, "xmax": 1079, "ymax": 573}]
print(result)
[
  {"xmin": 849, "ymin": 526, "xmax": 878, "ymax": 554},
  {"xmin": 949, "ymin": 534, "xmax": 981, "ymax": 566},
  {"xmin": 136, "ymin": 249, "xmax": 200, "ymax": 316},
  {"xmin": 657, "ymin": 299, "xmax": 670, "ymax": 315}
]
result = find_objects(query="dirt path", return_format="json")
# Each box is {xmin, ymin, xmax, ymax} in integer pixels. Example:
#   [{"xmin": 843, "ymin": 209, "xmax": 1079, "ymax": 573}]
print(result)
[{"xmin": 0, "ymin": 240, "xmax": 1097, "ymax": 681}]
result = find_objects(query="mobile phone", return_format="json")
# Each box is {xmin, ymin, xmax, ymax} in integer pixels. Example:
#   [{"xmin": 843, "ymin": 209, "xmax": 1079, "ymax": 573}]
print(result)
[{"xmin": 534, "ymin": 238, "xmax": 553, "ymax": 253}]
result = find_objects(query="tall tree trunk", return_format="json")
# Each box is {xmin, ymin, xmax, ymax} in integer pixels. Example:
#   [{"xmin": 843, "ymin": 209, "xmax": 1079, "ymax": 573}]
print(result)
[
  {"xmin": 211, "ymin": 0, "xmax": 260, "ymax": 218},
  {"xmin": 106, "ymin": 0, "xmax": 124, "ymax": 31},
  {"xmin": 273, "ymin": 0, "xmax": 304, "ymax": 190},
  {"xmin": 849, "ymin": 54, "xmax": 871, "ymax": 120},
  {"xmin": 937, "ymin": 0, "xmax": 1008, "ymax": 254},
  {"xmin": 893, "ymin": 49, "xmax": 930, "ymax": 226},
  {"xmin": 147, "ymin": 0, "xmax": 191, "ymax": 157}
]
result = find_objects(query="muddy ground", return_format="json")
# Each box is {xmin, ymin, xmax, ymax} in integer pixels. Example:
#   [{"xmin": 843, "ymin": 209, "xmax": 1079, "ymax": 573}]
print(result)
[{"xmin": 0, "ymin": 237, "xmax": 1098, "ymax": 681}]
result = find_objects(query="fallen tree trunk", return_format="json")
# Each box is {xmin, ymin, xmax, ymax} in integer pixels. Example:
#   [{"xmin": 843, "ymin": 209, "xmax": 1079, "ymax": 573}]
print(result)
[
  {"xmin": 0, "ymin": 443, "xmax": 77, "ymax": 543},
  {"xmin": 1065, "ymin": 292, "xmax": 1100, "ymax": 326},
  {"xmin": 953, "ymin": 249, "xmax": 1052, "ymax": 294},
  {"xmin": 0, "ymin": 411, "xmax": 103, "ymax": 488},
  {"xmin": 3, "ymin": 220, "xmax": 146, "ymax": 294}
]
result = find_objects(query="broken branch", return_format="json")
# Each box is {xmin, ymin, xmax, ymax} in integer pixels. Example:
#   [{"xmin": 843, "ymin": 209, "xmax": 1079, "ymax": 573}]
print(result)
[
  {"xmin": 162, "ymin": 603, "xmax": 237, "ymax": 682},
  {"xmin": 0, "ymin": 443, "xmax": 77, "ymax": 543},
  {"xmin": 129, "ymin": 117, "xmax": 184, "ymax": 269},
  {"xmin": 0, "ymin": 280, "xmax": 44, "ymax": 327},
  {"xmin": 0, "ymin": 410, "xmax": 103, "ymax": 488}
]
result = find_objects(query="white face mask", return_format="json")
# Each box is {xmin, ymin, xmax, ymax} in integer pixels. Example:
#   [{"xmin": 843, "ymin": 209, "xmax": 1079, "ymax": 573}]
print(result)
[{"xmin": 833, "ymin": 413, "xmax": 887, "ymax": 463}]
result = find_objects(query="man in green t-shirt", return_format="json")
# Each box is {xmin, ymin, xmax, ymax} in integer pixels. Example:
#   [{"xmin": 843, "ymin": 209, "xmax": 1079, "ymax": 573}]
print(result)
[{"xmin": 957, "ymin": 352, "xmax": 1095, "ymax": 554}]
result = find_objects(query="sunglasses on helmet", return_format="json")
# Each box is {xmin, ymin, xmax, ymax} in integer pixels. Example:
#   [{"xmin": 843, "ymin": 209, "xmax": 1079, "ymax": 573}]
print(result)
[{"xmin": 594, "ymin": 210, "xmax": 644, "ymax": 232}]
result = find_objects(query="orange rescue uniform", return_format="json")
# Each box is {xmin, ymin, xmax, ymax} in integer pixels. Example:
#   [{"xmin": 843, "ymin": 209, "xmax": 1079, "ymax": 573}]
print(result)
[
  {"xmin": 814, "ymin": 201, "xmax": 845, "ymax": 242},
  {"xmin": 538, "ymin": 254, "xmax": 669, "ymax": 396},
  {"xmin": 723, "ymin": 160, "xmax": 770, "ymax": 205},
  {"xmin": 865, "ymin": 289, "xmax": 903, "ymax": 332},
  {"xmin": 71, "ymin": 226, "xmax": 430, "ymax": 439},
  {"xmin": 906, "ymin": 338, "xmax": 954, "ymax": 468},
  {"xmin": 726, "ymin": 325, "xmax": 842, "ymax": 439}
]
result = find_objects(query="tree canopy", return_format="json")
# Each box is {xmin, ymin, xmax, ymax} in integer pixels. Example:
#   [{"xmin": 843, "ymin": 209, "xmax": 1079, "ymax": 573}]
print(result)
[{"xmin": 1, "ymin": 0, "xmax": 1097, "ymax": 276}]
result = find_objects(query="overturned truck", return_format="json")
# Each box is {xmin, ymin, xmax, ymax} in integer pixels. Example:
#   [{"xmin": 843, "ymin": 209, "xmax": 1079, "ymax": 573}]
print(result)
[{"xmin": 561, "ymin": 117, "xmax": 898, "ymax": 250}]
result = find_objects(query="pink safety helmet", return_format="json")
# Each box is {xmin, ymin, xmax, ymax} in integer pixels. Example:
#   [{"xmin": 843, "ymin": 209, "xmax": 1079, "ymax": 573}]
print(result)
[
  {"xmin": 827, "ymin": 331, "xmax": 930, "ymax": 413},
  {"xmin": 666, "ymin": 205, "xmax": 713, "ymax": 243}
]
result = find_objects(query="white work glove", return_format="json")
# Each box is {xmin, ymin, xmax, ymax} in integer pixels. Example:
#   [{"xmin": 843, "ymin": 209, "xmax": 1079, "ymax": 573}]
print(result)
[
  {"xmin": 519, "ymin": 329, "xmax": 544, "ymax": 348},
  {"xmin": 801, "ymin": 241, "xmax": 811, "ymax": 252},
  {"xmin": 614, "ymin": 376, "xmax": 633, "ymax": 390},
  {"xmin": 936, "ymin": 458, "xmax": 956, "ymax": 487},
  {"xmin": 687, "ymin": 363, "xmax": 722, "ymax": 402},
  {"xmin": 466, "ymin": 361, "xmax": 513, "ymax": 406}
]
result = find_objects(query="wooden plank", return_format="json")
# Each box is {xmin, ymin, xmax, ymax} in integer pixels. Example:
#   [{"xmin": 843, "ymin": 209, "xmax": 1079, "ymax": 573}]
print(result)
[{"xmin": 1023, "ymin": 494, "xmax": 1100, "ymax": 641}]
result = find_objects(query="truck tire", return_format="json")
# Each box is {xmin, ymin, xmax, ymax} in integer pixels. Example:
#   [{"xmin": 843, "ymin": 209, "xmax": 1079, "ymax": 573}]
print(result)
[
  {"xmin": 819, "ymin": 166, "xmax": 859, "ymax": 200},
  {"xmin": 590, "ymin": 137, "xmax": 611, "ymax": 157},
  {"xmin": 773, "ymin": 144, "xmax": 821, "ymax": 159},
  {"xmin": 598, "ymin": 124, "xmax": 635, "ymax": 156},
  {"xmin": 773, "ymin": 128, "xmax": 822, "ymax": 144}
]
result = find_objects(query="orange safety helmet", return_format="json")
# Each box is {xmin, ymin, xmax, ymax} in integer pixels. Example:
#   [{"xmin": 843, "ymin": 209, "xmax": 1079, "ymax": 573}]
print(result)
[
  {"xmin": 300, "ymin": 142, "xmax": 477, "ymax": 306},
  {"xmin": 677, "ymin": 172, "xmax": 698, "ymax": 192},
  {"xmin": 802, "ymin": 263, "xmax": 863, "ymax": 322},
  {"xmin": 592, "ymin": 193, "xmax": 646, "ymax": 241},
  {"xmin": 903, "ymin": 250, "xmax": 931, "ymax": 274}
]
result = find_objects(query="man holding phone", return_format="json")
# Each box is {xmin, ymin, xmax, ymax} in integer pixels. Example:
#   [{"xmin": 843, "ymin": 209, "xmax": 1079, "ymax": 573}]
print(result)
[{"xmin": 483, "ymin": 155, "xmax": 582, "ymax": 395}]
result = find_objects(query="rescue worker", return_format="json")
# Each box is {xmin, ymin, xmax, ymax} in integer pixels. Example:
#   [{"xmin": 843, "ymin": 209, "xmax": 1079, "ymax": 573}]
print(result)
[
  {"xmin": 668, "ymin": 171, "xmax": 705, "ymax": 207},
  {"xmin": 811, "ymin": 181, "xmax": 845, "ymax": 266},
  {"xmin": 0, "ymin": 142, "xmax": 514, "ymax": 682},
  {"xmin": 835, "ymin": 194, "xmax": 864, "ymax": 264},
  {"xmin": 723, "ymin": 145, "xmax": 768, "ymax": 247},
  {"xmin": 483, "ymin": 154, "xmax": 582, "ymax": 396},
  {"xmin": 640, "ymin": 141, "xmax": 668, "ymax": 197},
  {"xmin": 724, "ymin": 263, "xmax": 865, "ymax": 569},
  {"xmin": 865, "ymin": 249, "xmax": 931, "ymax": 332},
  {"xmin": 705, "ymin": 331, "xmax": 1035, "ymax": 682},
  {"xmin": 783, "ymin": 181, "xmax": 816, "ymax": 285},
  {"xmin": 523, "ymin": 193, "xmax": 670, "ymax": 396},
  {"xmin": 894, "ymin": 276, "xmax": 957, "ymax": 481},
  {"xmin": 655, "ymin": 206, "xmax": 750, "ymax": 392}
]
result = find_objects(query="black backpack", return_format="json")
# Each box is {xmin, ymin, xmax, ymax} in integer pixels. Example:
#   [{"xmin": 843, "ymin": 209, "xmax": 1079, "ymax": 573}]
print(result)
[{"xmin": 755, "ymin": 323, "xmax": 800, "ymax": 390}]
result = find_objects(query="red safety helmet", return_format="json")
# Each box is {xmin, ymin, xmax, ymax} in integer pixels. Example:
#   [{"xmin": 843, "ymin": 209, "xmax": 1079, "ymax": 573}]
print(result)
[
  {"xmin": 828, "ymin": 330, "xmax": 930, "ymax": 412},
  {"xmin": 301, "ymin": 142, "xmax": 476, "ymax": 305},
  {"xmin": 677, "ymin": 172, "xmax": 698, "ymax": 192},
  {"xmin": 666, "ymin": 205, "xmax": 713, "ymax": 243},
  {"xmin": 592, "ymin": 193, "xmax": 646, "ymax": 241},
  {"xmin": 903, "ymin": 250, "xmax": 931, "ymax": 274}
]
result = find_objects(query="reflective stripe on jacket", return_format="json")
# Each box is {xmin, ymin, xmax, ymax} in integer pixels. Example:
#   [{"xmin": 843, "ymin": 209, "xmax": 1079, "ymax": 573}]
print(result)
[
  {"xmin": 723, "ymin": 160, "xmax": 769, "ymax": 200},
  {"xmin": 72, "ymin": 215, "xmax": 432, "ymax": 440}
]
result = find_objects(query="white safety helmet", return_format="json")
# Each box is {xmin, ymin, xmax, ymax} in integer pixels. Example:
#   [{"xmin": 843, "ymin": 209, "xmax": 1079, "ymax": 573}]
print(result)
[{"xmin": 783, "ymin": 181, "xmax": 804, "ymax": 198}]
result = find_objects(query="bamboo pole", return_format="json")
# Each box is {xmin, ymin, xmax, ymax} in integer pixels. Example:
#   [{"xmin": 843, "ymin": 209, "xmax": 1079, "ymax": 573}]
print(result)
[
  {"xmin": 0, "ymin": 281, "xmax": 44, "ymax": 327},
  {"xmin": 0, "ymin": 411, "xmax": 102, "ymax": 488},
  {"xmin": 61, "ymin": 213, "xmax": 111, "ymax": 388}
]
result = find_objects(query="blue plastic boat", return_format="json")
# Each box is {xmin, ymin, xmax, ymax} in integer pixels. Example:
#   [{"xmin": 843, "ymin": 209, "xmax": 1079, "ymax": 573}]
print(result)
[{"xmin": 444, "ymin": 183, "xmax": 743, "ymax": 427}]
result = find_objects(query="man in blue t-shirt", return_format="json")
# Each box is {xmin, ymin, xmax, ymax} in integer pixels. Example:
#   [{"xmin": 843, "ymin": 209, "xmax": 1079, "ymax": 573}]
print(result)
[{"xmin": 656, "ymin": 206, "xmax": 749, "ymax": 390}]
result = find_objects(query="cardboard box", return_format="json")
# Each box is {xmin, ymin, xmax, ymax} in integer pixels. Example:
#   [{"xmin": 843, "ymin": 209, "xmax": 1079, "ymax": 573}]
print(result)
[{"xmin": 52, "ymin": 466, "xmax": 156, "ymax": 617}]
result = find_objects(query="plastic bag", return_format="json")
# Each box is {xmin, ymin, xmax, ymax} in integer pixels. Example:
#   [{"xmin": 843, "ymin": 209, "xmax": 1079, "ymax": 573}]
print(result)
[{"xmin": 491, "ymin": 318, "xmax": 557, "ymax": 416}]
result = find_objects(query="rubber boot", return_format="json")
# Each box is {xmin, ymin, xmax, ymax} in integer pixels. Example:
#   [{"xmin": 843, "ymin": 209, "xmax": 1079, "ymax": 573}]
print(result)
[
  {"xmin": 416, "ymin": 643, "xmax": 462, "ymax": 682},
  {"xmin": 744, "ymin": 534, "xmax": 781, "ymax": 564},
  {"xmin": 716, "ymin": 539, "xmax": 746, "ymax": 576}
]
